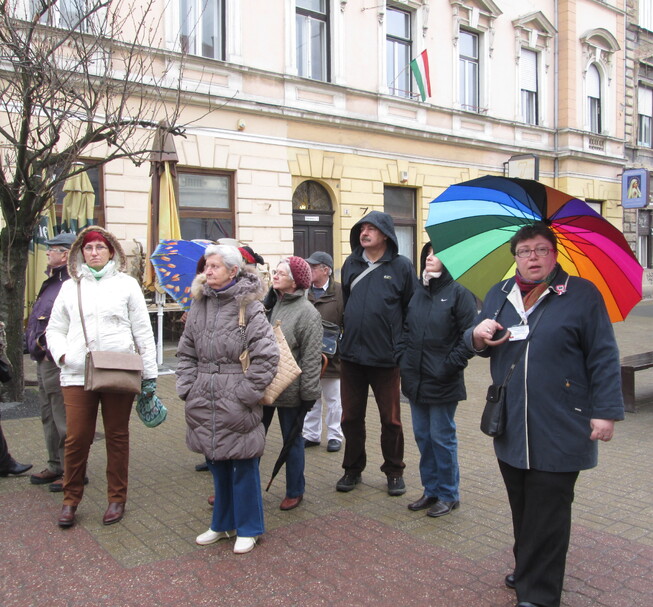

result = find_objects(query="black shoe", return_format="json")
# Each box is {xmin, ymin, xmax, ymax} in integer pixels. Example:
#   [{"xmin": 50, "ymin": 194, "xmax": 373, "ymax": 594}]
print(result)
[
  {"xmin": 326, "ymin": 439, "xmax": 341, "ymax": 452},
  {"xmin": 387, "ymin": 476, "xmax": 406, "ymax": 496},
  {"xmin": 49, "ymin": 476, "xmax": 89, "ymax": 493},
  {"xmin": 195, "ymin": 461, "xmax": 209, "ymax": 472},
  {"xmin": 0, "ymin": 461, "xmax": 32, "ymax": 476},
  {"xmin": 517, "ymin": 603, "xmax": 541, "ymax": 607},
  {"xmin": 336, "ymin": 473, "xmax": 361, "ymax": 492},
  {"xmin": 426, "ymin": 500, "xmax": 460, "ymax": 517},
  {"xmin": 304, "ymin": 439, "xmax": 320, "ymax": 448},
  {"xmin": 505, "ymin": 573, "xmax": 515, "ymax": 589},
  {"xmin": 408, "ymin": 494, "xmax": 438, "ymax": 511}
]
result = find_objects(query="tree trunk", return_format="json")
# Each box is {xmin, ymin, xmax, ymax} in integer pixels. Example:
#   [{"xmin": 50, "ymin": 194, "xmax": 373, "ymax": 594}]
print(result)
[{"xmin": 0, "ymin": 226, "xmax": 30, "ymax": 402}]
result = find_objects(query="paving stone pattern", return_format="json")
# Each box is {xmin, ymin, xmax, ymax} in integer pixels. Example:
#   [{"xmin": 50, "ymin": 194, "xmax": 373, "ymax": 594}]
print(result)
[{"xmin": 1, "ymin": 301, "xmax": 651, "ymax": 606}]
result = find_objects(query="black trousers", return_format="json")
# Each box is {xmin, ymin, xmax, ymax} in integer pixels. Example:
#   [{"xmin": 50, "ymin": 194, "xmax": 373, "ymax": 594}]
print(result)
[
  {"xmin": 0, "ymin": 418, "xmax": 12, "ymax": 469},
  {"xmin": 499, "ymin": 459, "xmax": 579, "ymax": 607}
]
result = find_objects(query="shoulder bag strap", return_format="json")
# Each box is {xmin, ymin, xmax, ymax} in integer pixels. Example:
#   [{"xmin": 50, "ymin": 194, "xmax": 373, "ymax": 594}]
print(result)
[
  {"xmin": 238, "ymin": 301, "xmax": 248, "ymax": 349},
  {"xmin": 497, "ymin": 293, "xmax": 551, "ymax": 389},
  {"xmin": 76, "ymin": 281, "xmax": 91, "ymax": 351},
  {"xmin": 350, "ymin": 262, "xmax": 382, "ymax": 291}
]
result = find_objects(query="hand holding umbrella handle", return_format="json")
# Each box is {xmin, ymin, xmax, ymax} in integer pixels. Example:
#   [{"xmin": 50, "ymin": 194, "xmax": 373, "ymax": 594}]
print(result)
[{"xmin": 472, "ymin": 320, "xmax": 509, "ymax": 351}]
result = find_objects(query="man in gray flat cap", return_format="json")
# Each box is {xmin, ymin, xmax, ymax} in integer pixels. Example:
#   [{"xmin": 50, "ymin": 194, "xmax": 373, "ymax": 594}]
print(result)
[
  {"xmin": 25, "ymin": 232, "xmax": 75, "ymax": 490},
  {"xmin": 302, "ymin": 252, "xmax": 344, "ymax": 453}
]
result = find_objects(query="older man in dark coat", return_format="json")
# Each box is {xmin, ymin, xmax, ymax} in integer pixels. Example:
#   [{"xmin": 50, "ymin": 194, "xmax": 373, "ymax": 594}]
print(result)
[{"xmin": 25, "ymin": 232, "xmax": 75, "ymax": 489}]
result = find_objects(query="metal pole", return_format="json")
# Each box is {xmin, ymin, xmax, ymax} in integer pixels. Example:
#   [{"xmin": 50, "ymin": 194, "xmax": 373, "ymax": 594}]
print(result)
[{"xmin": 155, "ymin": 290, "xmax": 165, "ymax": 367}]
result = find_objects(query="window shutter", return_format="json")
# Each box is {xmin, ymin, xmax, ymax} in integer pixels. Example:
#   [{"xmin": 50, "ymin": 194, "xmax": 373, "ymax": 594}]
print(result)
[
  {"xmin": 639, "ymin": 86, "xmax": 653, "ymax": 117},
  {"xmin": 587, "ymin": 65, "xmax": 601, "ymax": 98},
  {"xmin": 520, "ymin": 49, "xmax": 537, "ymax": 92}
]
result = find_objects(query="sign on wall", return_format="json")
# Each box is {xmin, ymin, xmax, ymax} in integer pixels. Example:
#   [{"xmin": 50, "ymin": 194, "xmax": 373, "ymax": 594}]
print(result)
[{"xmin": 622, "ymin": 168, "xmax": 650, "ymax": 209}]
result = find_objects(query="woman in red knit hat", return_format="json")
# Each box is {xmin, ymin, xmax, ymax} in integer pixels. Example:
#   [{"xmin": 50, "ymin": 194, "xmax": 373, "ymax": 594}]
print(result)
[{"xmin": 261, "ymin": 256, "xmax": 322, "ymax": 511}]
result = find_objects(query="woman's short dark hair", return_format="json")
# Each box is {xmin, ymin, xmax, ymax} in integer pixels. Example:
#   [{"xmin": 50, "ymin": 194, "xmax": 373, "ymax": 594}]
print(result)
[{"xmin": 509, "ymin": 222, "xmax": 557, "ymax": 255}]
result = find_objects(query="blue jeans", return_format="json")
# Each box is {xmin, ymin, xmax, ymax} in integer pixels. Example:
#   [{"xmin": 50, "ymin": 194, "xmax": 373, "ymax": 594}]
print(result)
[
  {"xmin": 207, "ymin": 458, "xmax": 265, "ymax": 537},
  {"xmin": 262, "ymin": 406, "xmax": 306, "ymax": 498},
  {"xmin": 409, "ymin": 401, "xmax": 459, "ymax": 502}
]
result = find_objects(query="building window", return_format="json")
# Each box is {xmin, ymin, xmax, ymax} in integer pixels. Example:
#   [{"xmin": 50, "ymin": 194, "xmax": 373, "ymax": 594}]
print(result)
[
  {"xmin": 638, "ymin": 210, "xmax": 652, "ymax": 269},
  {"xmin": 520, "ymin": 49, "xmax": 538, "ymax": 125},
  {"xmin": 384, "ymin": 186, "xmax": 416, "ymax": 263},
  {"xmin": 587, "ymin": 64, "xmax": 602, "ymax": 134},
  {"xmin": 31, "ymin": 0, "xmax": 95, "ymax": 31},
  {"xmin": 178, "ymin": 169, "xmax": 234, "ymax": 241},
  {"xmin": 296, "ymin": 0, "xmax": 329, "ymax": 81},
  {"xmin": 584, "ymin": 199, "xmax": 603, "ymax": 216},
  {"xmin": 641, "ymin": 0, "xmax": 653, "ymax": 31},
  {"xmin": 386, "ymin": 6, "xmax": 412, "ymax": 98},
  {"xmin": 459, "ymin": 30, "xmax": 480, "ymax": 112},
  {"xmin": 292, "ymin": 181, "xmax": 331, "ymax": 211},
  {"xmin": 180, "ymin": 0, "xmax": 225, "ymax": 60},
  {"xmin": 638, "ymin": 86, "xmax": 653, "ymax": 147}
]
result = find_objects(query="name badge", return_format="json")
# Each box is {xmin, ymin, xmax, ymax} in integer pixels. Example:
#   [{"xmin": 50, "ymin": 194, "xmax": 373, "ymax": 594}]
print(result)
[{"xmin": 508, "ymin": 325, "xmax": 530, "ymax": 341}]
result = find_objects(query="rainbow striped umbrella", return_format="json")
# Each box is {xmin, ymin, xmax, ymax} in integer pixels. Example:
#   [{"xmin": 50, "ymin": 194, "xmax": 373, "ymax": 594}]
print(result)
[
  {"xmin": 425, "ymin": 176, "xmax": 643, "ymax": 323},
  {"xmin": 150, "ymin": 239, "xmax": 213, "ymax": 311}
]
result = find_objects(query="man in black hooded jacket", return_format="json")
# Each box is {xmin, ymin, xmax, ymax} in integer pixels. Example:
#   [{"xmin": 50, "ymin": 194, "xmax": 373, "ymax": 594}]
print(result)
[{"xmin": 336, "ymin": 211, "xmax": 418, "ymax": 495}]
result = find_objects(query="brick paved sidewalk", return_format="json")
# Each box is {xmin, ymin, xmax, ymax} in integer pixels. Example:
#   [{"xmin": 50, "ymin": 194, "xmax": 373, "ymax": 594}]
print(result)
[{"xmin": 1, "ymin": 301, "xmax": 651, "ymax": 607}]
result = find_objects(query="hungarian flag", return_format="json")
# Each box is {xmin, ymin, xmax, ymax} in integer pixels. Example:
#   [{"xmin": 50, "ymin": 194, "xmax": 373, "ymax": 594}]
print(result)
[{"xmin": 410, "ymin": 50, "xmax": 432, "ymax": 102}]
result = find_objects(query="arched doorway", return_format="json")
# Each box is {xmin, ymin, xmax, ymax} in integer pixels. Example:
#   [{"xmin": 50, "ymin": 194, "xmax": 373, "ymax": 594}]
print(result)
[{"xmin": 292, "ymin": 180, "xmax": 334, "ymax": 258}]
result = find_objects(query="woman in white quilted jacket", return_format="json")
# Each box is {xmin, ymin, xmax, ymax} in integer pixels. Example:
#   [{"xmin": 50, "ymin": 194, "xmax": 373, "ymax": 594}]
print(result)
[{"xmin": 47, "ymin": 227, "xmax": 157, "ymax": 529}]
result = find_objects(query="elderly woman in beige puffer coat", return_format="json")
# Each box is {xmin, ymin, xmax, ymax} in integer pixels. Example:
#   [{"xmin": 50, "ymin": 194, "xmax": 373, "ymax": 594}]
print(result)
[{"xmin": 176, "ymin": 245, "xmax": 279, "ymax": 555}]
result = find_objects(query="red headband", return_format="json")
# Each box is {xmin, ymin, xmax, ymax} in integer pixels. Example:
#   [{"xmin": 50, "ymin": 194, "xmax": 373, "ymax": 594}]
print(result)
[{"xmin": 81, "ymin": 231, "xmax": 114, "ymax": 255}]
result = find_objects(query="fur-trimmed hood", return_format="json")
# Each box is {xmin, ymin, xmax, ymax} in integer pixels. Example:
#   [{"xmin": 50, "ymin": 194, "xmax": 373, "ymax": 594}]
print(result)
[
  {"xmin": 67, "ymin": 226, "xmax": 127, "ymax": 281},
  {"xmin": 190, "ymin": 268, "xmax": 267, "ymax": 304}
]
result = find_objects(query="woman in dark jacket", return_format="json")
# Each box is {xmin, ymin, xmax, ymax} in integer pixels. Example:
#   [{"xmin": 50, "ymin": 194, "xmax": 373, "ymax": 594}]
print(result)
[
  {"xmin": 398, "ymin": 242, "xmax": 476, "ymax": 517},
  {"xmin": 465, "ymin": 222, "xmax": 624, "ymax": 607},
  {"xmin": 176, "ymin": 245, "xmax": 279, "ymax": 554}
]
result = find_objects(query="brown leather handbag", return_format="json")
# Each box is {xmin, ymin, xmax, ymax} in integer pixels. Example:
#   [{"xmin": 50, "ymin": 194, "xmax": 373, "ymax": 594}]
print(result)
[{"xmin": 77, "ymin": 282, "xmax": 143, "ymax": 394}]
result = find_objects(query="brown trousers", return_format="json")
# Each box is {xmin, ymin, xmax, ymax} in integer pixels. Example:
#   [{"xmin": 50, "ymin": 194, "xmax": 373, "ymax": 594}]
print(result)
[{"xmin": 61, "ymin": 386, "xmax": 134, "ymax": 506}]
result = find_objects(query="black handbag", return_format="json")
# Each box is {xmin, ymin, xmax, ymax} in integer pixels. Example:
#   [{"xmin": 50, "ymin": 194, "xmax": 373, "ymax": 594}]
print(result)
[
  {"xmin": 480, "ymin": 297, "xmax": 549, "ymax": 437},
  {"xmin": 321, "ymin": 320, "xmax": 341, "ymax": 358},
  {"xmin": 0, "ymin": 359, "xmax": 12, "ymax": 383},
  {"xmin": 481, "ymin": 383, "xmax": 506, "ymax": 437}
]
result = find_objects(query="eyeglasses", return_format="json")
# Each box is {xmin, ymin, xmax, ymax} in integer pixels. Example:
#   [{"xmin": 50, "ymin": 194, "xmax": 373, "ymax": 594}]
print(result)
[
  {"xmin": 83, "ymin": 244, "xmax": 108, "ymax": 253},
  {"xmin": 272, "ymin": 270, "xmax": 291, "ymax": 278},
  {"xmin": 515, "ymin": 246, "xmax": 553, "ymax": 259}
]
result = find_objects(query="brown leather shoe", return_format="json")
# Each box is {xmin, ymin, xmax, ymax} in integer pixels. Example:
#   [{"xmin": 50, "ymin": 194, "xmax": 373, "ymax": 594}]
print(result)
[
  {"xmin": 30, "ymin": 468, "xmax": 62, "ymax": 485},
  {"xmin": 102, "ymin": 502, "xmax": 125, "ymax": 525},
  {"xmin": 279, "ymin": 495, "xmax": 303, "ymax": 511},
  {"xmin": 208, "ymin": 495, "xmax": 215, "ymax": 506},
  {"xmin": 58, "ymin": 505, "xmax": 77, "ymax": 528}
]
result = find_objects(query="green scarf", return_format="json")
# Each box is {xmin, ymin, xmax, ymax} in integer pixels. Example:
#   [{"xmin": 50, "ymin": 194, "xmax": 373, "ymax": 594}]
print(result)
[{"xmin": 85, "ymin": 259, "xmax": 115, "ymax": 281}]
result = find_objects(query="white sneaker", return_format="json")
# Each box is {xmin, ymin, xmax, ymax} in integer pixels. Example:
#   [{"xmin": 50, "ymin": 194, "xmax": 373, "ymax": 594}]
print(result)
[
  {"xmin": 195, "ymin": 528, "xmax": 235, "ymax": 546},
  {"xmin": 233, "ymin": 536, "xmax": 258, "ymax": 554}
]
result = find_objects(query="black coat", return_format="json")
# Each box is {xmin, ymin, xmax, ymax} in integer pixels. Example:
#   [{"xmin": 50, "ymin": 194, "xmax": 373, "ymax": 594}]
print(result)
[
  {"xmin": 307, "ymin": 279, "xmax": 344, "ymax": 378},
  {"xmin": 398, "ymin": 267, "xmax": 477, "ymax": 405},
  {"xmin": 340, "ymin": 211, "xmax": 418, "ymax": 368},
  {"xmin": 464, "ymin": 269, "xmax": 624, "ymax": 472},
  {"xmin": 25, "ymin": 264, "xmax": 71, "ymax": 362}
]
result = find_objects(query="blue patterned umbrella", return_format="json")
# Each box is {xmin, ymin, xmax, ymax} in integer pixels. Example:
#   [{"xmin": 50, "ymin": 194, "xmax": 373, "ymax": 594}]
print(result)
[{"xmin": 150, "ymin": 239, "xmax": 213, "ymax": 311}]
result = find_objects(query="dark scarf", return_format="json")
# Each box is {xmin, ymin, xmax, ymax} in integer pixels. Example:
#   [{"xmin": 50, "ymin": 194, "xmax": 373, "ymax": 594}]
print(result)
[{"xmin": 515, "ymin": 264, "xmax": 559, "ymax": 311}]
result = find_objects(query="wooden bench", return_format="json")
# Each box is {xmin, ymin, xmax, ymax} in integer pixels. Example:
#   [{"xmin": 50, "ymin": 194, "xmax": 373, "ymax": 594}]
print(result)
[{"xmin": 621, "ymin": 351, "xmax": 653, "ymax": 412}]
